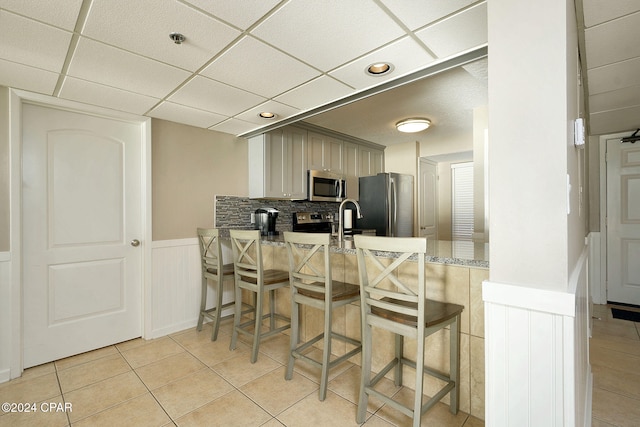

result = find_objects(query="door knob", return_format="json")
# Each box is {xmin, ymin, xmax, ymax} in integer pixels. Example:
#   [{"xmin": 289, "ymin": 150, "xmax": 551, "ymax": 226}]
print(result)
[{"xmin": 130, "ymin": 239, "xmax": 141, "ymax": 247}]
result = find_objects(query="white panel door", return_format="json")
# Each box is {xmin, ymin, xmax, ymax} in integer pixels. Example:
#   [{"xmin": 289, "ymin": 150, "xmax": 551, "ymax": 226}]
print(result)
[
  {"xmin": 607, "ymin": 138, "xmax": 640, "ymax": 306},
  {"xmin": 22, "ymin": 103, "xmax": 143, "ymax": 368},
  {"xmin": 419, "ymin": 158, "xmax": 438, "ymax": 239}
]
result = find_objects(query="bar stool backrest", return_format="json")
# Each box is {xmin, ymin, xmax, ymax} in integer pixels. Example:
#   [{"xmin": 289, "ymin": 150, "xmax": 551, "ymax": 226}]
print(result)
[
  {"xmin": 354, "ymin": 235, "xmax": 427, "ymax": 337},
  {"xmin": 229, "ymin": 229, "xmax": 263, "ymax": 288},
  {"xmin": 197, "ymin": 228, "xmax": 223, "ymax": 279},
  {"xmin": 283, "ymin": 231, "xmax": 332, "ymax": 298}
]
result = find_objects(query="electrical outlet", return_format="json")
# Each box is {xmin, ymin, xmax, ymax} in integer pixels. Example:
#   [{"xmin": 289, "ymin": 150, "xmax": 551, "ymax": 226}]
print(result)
[{"xmin": 250, "ymin": 213, "xmax": 255, "ymax": 224}]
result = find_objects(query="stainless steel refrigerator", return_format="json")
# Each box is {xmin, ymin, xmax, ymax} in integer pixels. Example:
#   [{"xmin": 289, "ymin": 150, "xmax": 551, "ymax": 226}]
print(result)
[{"xmin": 356, "ymin": 173, "xmax": 414, "ymax": 236}]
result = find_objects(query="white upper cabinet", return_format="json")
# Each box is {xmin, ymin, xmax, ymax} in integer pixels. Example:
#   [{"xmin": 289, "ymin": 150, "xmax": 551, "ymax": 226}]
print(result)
[
  {"xmin": 249, "ymin": 125, "xmax": 384, "ymax": 200},
  {"xmin": 249, "ymin": 126, "xmax": 308, "ymax": 199},
  {"xmin": 307, "ymin": 131, "xmax": 343, "ymax": 174},
  {"xmin": 359, "ymin": 146, "xmax": 384, "ymax": 177}
]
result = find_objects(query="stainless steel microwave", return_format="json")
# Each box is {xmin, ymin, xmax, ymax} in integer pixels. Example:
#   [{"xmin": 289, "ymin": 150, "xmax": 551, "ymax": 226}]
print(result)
[{"xmin": 307, "ymin": 170, "xmax": 346, "ymax": 202}]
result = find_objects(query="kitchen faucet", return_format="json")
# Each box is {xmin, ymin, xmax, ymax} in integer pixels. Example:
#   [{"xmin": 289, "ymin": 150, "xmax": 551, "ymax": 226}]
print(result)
[{"xmin": 338, "ymin": 198, "xmax": 363, "ymax": 241}]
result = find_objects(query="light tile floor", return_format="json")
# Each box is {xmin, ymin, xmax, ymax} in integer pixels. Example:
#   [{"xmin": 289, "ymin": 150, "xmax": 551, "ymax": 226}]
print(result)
[
  {"xmin": 590, "ymin": 304, "xmax": 640, "ymax": 427},
  {"xmin": 4, "ymin": 303, "xmax": 637, "ymax": 426},
  {"xmin": 0, "ymin": 317, "xmax": 482, "ymax": 427}
]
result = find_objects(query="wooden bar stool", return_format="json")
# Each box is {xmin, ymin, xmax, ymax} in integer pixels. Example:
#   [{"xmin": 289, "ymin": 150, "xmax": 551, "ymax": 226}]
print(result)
[
  {"xmin": 196, "ymin": 228, "xmax": 235, "ymax": 341},
  {"xmin": 354, "ymin": 235, "xmax": 464, "ymax": 427},
  {"xmin": 283, "ymin": 231, "xmax": 361, "ymax": 401},
  {"xmin": 229, "ymin": 229, "xmax": 291, "ymax": 363}
]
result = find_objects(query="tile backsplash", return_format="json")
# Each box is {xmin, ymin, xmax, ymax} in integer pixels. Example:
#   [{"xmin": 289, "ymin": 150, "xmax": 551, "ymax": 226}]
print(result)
[{"xmin": 214, "ymin": 195, "xmax": 339, "ymax": 234}]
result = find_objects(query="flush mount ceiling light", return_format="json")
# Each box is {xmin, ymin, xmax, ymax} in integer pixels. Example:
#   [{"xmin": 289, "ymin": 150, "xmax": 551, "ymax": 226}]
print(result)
[
  {"xmin": 258, "ymin": 112, "xmax": 277, "ymax": 119},
  {"xmin": 365, "ymin": 62, "xmax": 394, "ymax": 76},
  {"xmin": 169, "ymin": 32, "xmax": 185, "ymax": 44},
  {"xmin": 395, "ymin": 118, "xmax": 431, "ymax": 133}
]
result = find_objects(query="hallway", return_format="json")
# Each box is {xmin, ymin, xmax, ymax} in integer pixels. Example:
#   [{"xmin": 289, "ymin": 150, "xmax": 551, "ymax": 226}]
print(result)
[{"xmin": 590, "ymin": 304, "xmax": 640, "ymax": 426}]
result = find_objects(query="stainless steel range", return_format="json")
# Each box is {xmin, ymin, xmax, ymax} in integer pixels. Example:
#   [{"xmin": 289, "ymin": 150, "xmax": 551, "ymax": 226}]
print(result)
[{"xmin": 292, "ymin": 212, "xmax": 334, "ymax": 233}]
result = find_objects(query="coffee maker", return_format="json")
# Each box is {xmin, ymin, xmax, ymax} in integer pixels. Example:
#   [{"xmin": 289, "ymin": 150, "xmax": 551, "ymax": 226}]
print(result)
[{"xmin": 254, "ymin": 207, "xmax": 279, "ymax": 236}]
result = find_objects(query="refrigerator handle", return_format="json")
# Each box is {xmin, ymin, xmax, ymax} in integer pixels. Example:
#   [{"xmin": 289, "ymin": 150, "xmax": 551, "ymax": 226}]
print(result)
[{"xmin": 389, "ymin": 176, "xmax": 396, "ymax": 236}]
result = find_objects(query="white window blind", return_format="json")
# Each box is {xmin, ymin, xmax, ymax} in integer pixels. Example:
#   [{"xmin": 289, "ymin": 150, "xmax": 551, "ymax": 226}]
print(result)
[{"xmin": 451, "ymin": 162, "xmax": 474, "ymax": 241}]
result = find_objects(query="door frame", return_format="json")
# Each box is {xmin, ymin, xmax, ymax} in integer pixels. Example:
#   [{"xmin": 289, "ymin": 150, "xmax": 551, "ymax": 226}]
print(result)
[
  {"xmin": 597, "ymin": 131, "xmax": 633, "ymax": 305},
  {"xmin": 8, "ymin": 89, "xmax": 152, "ymax": 379}
]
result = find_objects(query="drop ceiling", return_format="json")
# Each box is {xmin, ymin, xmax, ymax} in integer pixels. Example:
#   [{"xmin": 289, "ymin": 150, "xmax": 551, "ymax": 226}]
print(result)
[{"xmin": 0, "ymin": 0, "xmax": 637, "ymax": 146}]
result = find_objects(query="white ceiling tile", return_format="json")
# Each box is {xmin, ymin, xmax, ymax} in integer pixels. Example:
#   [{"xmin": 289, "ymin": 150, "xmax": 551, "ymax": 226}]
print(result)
[
  {"xmin": 234, "ymin": 100, "xmax": 300, "ymax": 125},
  {"xmin": 209, "ymin": 118, "xmax": 259, "ymax": 135},
  {"xmin": 587, "ymin": 56, "xmax": 640, "ymax": 95},
  {"xmin": 58, "ymin": 77, "xmax": 160, "ymax": 115},
  {"xmin": 274, "ymin": 76, "xmax": 353, "ymax": 111},
  {"xmin": 330, "ymin": 37, "xmax": 435, "ymax": 90},
  {"xmin": 169, "ymin": 75, "xmax": 266, "ymax": 116},
  {"xmin": 380, "ymin": 0, "xmax": 476, "ymax": 30},
  {"xmin": 182, "ymin": 0, "xmax": 281, "ymax": 29},
  {"xmin": 585, "ymin": 12, "xmax": 640, "ymax": 69},
  {"xmin": 82, "ymin": 0, "xmax": 241, "ymax": 71},
  {"xmin": 0, "ymin": 0, "xmax": 83, "ymax": 30},
  {"xmin": 462, "ymin": 58, "xmax": 488, "ymax": 85},
  {"xmin": 0, "ymin": 58, "xmax": 59, "ymax": 95},
  {"xmin": 251, "ymin": 0, "xmax": 406, "ymax": 71},
  {"xmin": 583, "ymin": 0, "xmax": 640, "ymax": 27},
  {"xmin": 68, "ymin": 37, "xmax": 191, "ymax": 98},
  {"xmin": 0, "ymin": 10, "xmax": 72, "ymax": 72},
  {"xmin": 589, "ymin": 85, "xmax": 640, "ymax": 112},
  {"xmin": 415, "ymin": 2, "xmax": 487, "ymax": 59},
  {"xmin": 149, "ymin": 101, "xmax": 227, "ymax": 129},
  {"xmin": 200, "ymin": 36, "xmax": 320, "ymax": 98},
  {"xmin": 589, "ymin": 104, "xmax": 640, "ymax": 135}
]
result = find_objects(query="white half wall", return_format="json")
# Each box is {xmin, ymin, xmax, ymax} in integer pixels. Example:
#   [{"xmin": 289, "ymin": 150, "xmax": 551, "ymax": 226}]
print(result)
[
  {"xmin": 483, "ymin": 246, "xmax": 591, "ymax": 426},
  {"xmin": 149, "ymin": 238, "xmax": 235, "ymax": 338}
]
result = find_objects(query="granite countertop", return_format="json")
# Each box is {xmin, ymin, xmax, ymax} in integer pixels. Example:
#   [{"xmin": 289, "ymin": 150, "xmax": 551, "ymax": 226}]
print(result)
[{"xmin": 221, "ymin": 229, "xmax": 489, "ymax": 269}]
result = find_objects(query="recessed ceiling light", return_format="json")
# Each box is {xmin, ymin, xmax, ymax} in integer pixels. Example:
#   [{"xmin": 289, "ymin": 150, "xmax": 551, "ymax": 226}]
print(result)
[
  {"xmin": 258, "ymin": 112, "xmax": 277, "ymax": 119},
  {"xmin": 366, "ymin": 62, "xmax": 394, "ymax": 76},
  {"xmin": 396, "ymin": 118, "xmax": 431, "ymax": 133},
  {"xmin": 169, "ymin": 32, "xmax": 185, "ymax": 44}
]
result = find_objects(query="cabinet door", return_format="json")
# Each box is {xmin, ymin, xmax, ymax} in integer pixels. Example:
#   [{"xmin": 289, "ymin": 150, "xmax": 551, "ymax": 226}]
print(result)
[
  {"xmin": 307, "ymin": 132, "xmax": 325, "ymax": 171},
  {"xmin": 343, "ymin": 142, "xmax": 358, "ymax": 177},
  {"xmin": 285, "ymin": 126, "xmax": 308, "ymax": 199},
  {"xmin": 359, "ymin": 147, "xmax": 385, "ymax": 177},
  {"xmin": 327, "ymin": 137, "xmax": 343, "ymax": 173},
  {"xmin": 359, "ymin": 148, "xmax": 373, "ymax": 177},
  {"xmin": 371, "ymin": 149, "xmax": 384, "ymax": 175},
  {"xmin": 307, "ymin": 131, "xmax": 343, "ymax": 173},
  {"xmin": 264, "ymin": 129, "xmax": 286, "ymax": 198}
]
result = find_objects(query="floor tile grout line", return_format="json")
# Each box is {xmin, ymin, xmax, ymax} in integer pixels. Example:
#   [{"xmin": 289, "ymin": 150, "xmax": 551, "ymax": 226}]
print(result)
[
  {"xmin": 112, "ymin": 337, "xmax": 177, "ymax": 425},
  {"xmin": 52, "ymin": 360, "xmax": 71, "ymax": 427},
  {"xmin": 166, "ymin": 329, "xmax": 286, "ymax": 424},
  {"xmin": 592, "ymin": 382, "xmax": 640, "ymax": 404}
]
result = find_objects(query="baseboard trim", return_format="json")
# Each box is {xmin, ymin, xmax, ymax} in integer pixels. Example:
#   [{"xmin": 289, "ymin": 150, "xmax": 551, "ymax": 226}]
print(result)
[{"xmin": 0, "ymin": 368, "xmax": 10, "ymax": 384}]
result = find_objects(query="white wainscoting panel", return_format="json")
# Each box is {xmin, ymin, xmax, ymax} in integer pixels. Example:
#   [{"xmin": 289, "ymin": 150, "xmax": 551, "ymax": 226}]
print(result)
[
  {"xmin": 483, "ymin": 247, "xmax": 592, "ymax": 426},
  {"xmin": 0, "ymin": 254, "xmax": 11, "ymax": 383},
  {"xmin": 150, "ymin": 239, "xmax": 235, "ymax": 338}
]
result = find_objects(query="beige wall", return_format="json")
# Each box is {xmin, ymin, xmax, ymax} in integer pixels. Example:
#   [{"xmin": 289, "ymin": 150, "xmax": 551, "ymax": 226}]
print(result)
[
  {"xmin": 488, "ymin": 0, "xmax": 581, "ymax": 290},
  {"xmin": 152, "ymin": 119, "xmax": 248, "ymax": 241},
  {"xmin": 0, "ymin": 87, "xmax": 9, "ymax": 252},
  {"xmin": 384, "ymin": 141, "xmax": 420, "ymax": 234}
]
